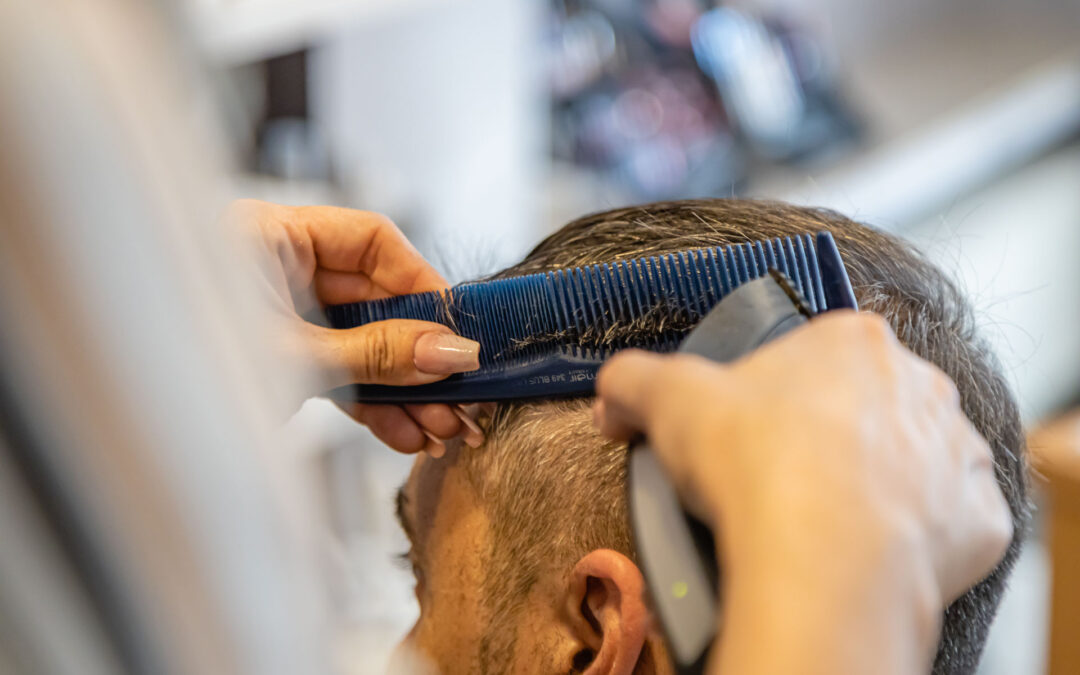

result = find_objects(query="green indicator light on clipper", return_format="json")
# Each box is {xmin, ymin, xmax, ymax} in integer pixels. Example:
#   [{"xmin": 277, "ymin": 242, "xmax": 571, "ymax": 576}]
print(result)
[{"xmin": 672, "ymin": 581, "xmax": 689, "ymax": 599}]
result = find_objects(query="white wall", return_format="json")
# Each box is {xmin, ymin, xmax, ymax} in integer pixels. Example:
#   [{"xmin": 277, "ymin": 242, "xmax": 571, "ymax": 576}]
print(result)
[{"xmin": 310, "ymin": 0, "xmax": 546, "ymax": 282}]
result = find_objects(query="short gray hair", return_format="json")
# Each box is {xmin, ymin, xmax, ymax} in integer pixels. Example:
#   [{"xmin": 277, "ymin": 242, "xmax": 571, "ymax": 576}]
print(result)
[{"xmin": 461, "ymin": 199, "xmax": 1029, "ymax": 675}]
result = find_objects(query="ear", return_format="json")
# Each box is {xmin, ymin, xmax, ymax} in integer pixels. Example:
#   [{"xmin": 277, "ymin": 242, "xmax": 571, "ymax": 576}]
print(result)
[{"xmin": 563, "ymin": 549, "xmax": 650, "ymax": 674}]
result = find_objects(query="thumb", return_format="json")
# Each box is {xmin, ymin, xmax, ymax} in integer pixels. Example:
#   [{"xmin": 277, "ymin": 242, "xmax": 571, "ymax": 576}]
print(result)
[{"xmin": 309, "ymin": 319, "xmax": 480, "ymax": 389}]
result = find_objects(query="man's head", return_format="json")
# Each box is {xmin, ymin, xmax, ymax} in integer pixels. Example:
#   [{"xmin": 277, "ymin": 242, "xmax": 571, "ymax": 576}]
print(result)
[{"xmin": 392, "ymin": 199, "xmax": 1028, "ymax": 674}]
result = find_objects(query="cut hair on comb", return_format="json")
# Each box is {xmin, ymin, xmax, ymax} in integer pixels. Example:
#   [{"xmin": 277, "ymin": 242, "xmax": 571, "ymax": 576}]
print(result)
[{"xmin": 325, "ymin": 231, "xmax": 856, "ymax": 404}]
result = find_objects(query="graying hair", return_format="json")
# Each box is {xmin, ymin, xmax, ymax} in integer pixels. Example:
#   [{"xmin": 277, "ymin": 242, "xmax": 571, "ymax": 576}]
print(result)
[{"xmin": 461, "ymin": 199, "xmax": 1028, "ymax": 675}]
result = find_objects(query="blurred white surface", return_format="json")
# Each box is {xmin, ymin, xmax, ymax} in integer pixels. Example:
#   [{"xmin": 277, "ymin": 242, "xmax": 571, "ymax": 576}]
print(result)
[
  {"xmin": 773, "ymin": 59, "xmax": 1080, "ymax": 229},
  {"xmin": 285, "ymin": 399, "xmax": 416, "ymax": 674},
  {"xmin": 906, "ymin": 142, "xmax": 1080, "ymax": 423},
  {"xmin": 189, "ymin": 0, "xmax": 451, "ymax": 64},
  {"xmin": 309, "ymin": 0, "xmax": 545, "ymax": 280}
]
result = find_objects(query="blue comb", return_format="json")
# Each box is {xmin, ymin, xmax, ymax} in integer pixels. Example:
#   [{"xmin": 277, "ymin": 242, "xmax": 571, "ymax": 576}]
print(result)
[{"xmin": 325, "ymin": 231, "xmax": 856, "ymax": 403}]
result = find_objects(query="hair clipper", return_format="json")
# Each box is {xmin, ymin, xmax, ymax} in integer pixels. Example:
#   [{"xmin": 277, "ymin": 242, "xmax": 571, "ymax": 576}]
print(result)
[{"xmin": 628, "ymin": 263, "xmax": 857, "ymax": 674}]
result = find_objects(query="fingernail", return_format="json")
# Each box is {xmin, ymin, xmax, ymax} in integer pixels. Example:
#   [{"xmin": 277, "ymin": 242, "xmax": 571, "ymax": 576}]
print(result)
[
  {"xmin": 414, "ymin": 333, "xmax": 480, "ymax": 374},
  {"xmin": 423, "ymin": 429, "xmax": 446, "ymax": 458},
  {"xmin": 453, "ymin": 405, "xmax": 485, "ymax": 448},
  {"xmin": 458, "ymin": 403, "xmax": 481, "ymax": 421}
]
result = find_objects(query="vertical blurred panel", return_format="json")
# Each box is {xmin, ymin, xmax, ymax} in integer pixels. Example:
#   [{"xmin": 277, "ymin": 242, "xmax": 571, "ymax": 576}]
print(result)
[
  {"xmin": 0, "ymin": 431, "xmax": 122, "ymax": 675},
  {"xmin": 0, "ymin": 1, "xmax": 327, "ymax": 673},
  {"xmin": 1029, "ymin": 413, "xmax": 1080, "ymax": 675}
]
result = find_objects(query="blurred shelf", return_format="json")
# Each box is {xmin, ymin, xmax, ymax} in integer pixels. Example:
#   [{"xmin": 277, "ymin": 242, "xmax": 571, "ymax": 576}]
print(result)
[
  {"xmin": 759, "ymin": 55, "xmax": 1080, "ymax": 229},
  {"xmin": 187, "ymin": 0, "xmax": 451, "ymax": 64},
  {"xmin": 749, "ymin": 4, "xmax": 1080, "ymax": 228},
  {"xmin": 546, "ymin": 5, "xmax": 1080, "ymax": 234},
  {"xmin": 546, "ymin": 52, "xmax": 1080, "ymax": 234}
]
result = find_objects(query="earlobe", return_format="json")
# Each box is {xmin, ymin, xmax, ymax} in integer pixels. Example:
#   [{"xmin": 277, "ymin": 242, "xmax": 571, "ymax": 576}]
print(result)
[{"xmin": 566, "ymin": 549, "xmax": 650, "ymax": 674}]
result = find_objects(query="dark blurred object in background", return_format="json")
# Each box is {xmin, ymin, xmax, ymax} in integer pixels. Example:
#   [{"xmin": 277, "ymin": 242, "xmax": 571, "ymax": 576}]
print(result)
[
  {"xmin": 253, "ymin": 50, "xmax": 332, "ymax": 183},
  {"xmin": 547, "ymin": 0, "xmax": 861, "ymax": 200}
]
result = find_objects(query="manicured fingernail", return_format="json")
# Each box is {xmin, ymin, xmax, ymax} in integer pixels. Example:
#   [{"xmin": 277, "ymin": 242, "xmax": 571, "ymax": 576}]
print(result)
[
  {"xmin": 455, "ymin": 404, "xmax": 483, "ymax": 432},
  {"xmin": 414, "ymin": 333, "xmax": 480, "ymax": 374},
  {"xmin": 453, "ymin": 405, "xmax": 485, "ymax": 448},
  {"xmin": 458, "ymin": 403, "xmax": 481, "ymax": 421},
  {"xmin": 423, "ymin": 429, "xmax": 446, "ymax": 458}
]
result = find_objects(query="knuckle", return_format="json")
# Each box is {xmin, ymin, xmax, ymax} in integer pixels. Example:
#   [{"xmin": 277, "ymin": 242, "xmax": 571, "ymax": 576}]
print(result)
[
  {"xmin": 358, "ymin": 329, "xmax": 398, "ymax": 381},
  {"xmin": 847, "ymin": 314, "xmax": 902, "ymax": 371},
  {"xmin": 816, "ymin": 312, "xmax": 895, "ymax": 355},
  {"xmin": 367, "ymin": 212, "xmax": 396, "ymax": 229},
  {"xmin": 990, "ymin": 508, "xmax": 1014, "ymax": 546},
  {"xmin": 359, "ymin": 211, "xmax": 399, "ymax": 236},
  {"xmin": 992, "ymin": 512, "xmax": 1015, "ymax": 552},
  {"xmin": 975, "ymin": 495, "xmax": 1014, "ymax": 573}
]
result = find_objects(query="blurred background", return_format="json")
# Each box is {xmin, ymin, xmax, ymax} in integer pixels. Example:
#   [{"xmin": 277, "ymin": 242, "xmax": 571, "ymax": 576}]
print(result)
[
  {"xmin": 211, "ymin": 0, "xmax": 1078, "ymax": 670},
  {"xmin": 2, "ymin": 0, "xmax": 1078, "ymax": 673}
]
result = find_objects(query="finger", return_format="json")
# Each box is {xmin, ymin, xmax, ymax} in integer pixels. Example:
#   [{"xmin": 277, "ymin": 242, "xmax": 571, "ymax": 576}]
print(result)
[
  {"xmin": 453, "ymin": 404, "xmax": 485, "ymax": 448},
  {"xmin": 404, "ymin": 404, "xmax": 463, "ymax": 440},
  {"xmin": 596, "ymin": 351, "xmax": 734, "ymax": 516},
  {"xmin": 291, "ymin": 206, "xmax": 449, "ymax": 295},
  {"xmin": 313, "ymin": 268, "xmax": 384, "ymax": 305},
  {"xmin": 970, "ymin": 460, "xmax": 1014, "ymax": 577},
  {"xmin": 591, "ymin": 398, "xmax": 636, "ymax": 442},
  {"xmin": 345, "ymin": 403, "xmax": 427, "ymax": 454},
  {"xmin": 313, "ymin": 268, "xmax": 448, "ymax": 305},
  {"xmin": 940, "ymin": 480, "xmax": 1012, "ymax": 602},
  {"xmin": 594, "ymin": 350, "xmax": 665, "ymax": 438},
  {"xmin": 309, "ymin": 319, "xmax": 480, "ymax": 389},
  {"xmin": 595, "ymin": 350, "xmax": 724, "ymax": 443},
  {"xmin": 422, "ymin": 434, "xmax": 447, "ymax": 459},
  {"xmin": 226, "ymin": 200, "xmax": 317, "ymax": 310}
]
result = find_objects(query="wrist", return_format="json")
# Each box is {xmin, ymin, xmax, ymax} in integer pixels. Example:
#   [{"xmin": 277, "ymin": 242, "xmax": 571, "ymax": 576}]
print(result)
[{"xmin": 714, "ymin": 523, "xmax": 942, "ymax": 675}]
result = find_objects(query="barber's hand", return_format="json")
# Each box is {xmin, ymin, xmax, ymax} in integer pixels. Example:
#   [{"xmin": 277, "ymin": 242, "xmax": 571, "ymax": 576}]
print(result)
[
  {"xmin": 230, "ymin": 200, "xmax": 484, "ymax": 456},
  {"xmin": 593, "ymin": 312, "xmax": 1013, "ymax": 675}
]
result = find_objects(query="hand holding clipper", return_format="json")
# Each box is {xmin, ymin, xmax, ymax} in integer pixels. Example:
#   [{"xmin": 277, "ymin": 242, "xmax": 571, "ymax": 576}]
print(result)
[{"xmin": 594, "ymin": 312, "xmax": 1013, "ymax": 675}]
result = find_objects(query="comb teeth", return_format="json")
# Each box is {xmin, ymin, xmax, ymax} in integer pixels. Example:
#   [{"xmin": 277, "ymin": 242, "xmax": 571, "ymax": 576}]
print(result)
[{"xmin": 326, "ymin": 234, "xmax": 828, "ymax": 367}]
